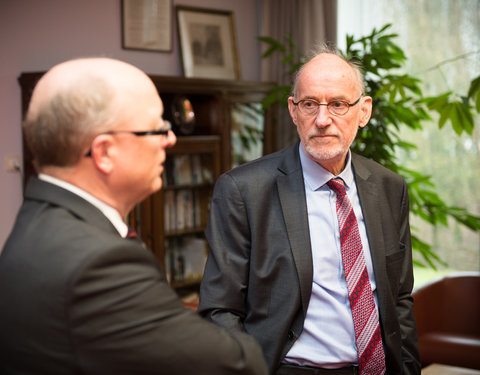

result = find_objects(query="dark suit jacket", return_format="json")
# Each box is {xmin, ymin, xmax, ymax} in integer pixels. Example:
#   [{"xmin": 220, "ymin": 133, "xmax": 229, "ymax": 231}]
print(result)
[
  {"xmin": 0, "ymin": 177, "xmax": 268, "ymax": 375},
  {"xmin": 198, "ymin": 143, "xmax": 421, "ymax": 375}
]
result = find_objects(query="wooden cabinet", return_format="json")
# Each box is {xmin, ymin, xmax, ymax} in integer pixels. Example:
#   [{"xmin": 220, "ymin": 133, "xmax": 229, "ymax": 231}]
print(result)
[
  {"xmin": 18, "ymin": 72, "xmax": 276, "ymax": 291},
  {"xmin": 147, "ymin": 74, "xmax": 277, "ymax": 173}
]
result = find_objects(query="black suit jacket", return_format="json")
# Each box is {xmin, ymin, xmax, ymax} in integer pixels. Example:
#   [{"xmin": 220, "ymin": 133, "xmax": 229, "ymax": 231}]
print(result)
[
  {"xmin": 198, "ymin": 143, "xmax": 421, "ymax": 374},
  {"xmin": 0, "ymin": 177, "xmax": 268, "ymax": 375}
]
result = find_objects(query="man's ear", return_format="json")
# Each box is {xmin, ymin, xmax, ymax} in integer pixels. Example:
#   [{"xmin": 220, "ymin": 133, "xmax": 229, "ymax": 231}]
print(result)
[
  {"xmin": 288, "ymin": 97, "xmax": 298, "ymax": 126},
  {"xmin": 90, "ymin": 135, "xmax": 115, "ymax": 174},
  {"xmin": 359, "ymin": 96, "xmax": 373, "ymax": 128}
]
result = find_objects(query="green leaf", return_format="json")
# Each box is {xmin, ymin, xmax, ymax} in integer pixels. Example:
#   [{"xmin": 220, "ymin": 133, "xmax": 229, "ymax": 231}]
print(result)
[
  {"xmin": 467, "ymin": 75, "xmax": 480, "ymax": 112},
  {"xmin": 438, "ymin": 103, "xmax": 452, "ymax": 129},
  {"xmin": 467, "ymin": 75, "xmax": 480, "ymax": 98}
]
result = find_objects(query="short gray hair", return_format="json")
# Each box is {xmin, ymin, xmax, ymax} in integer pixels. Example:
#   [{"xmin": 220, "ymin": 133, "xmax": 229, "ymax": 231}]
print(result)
[
  {"xmin": 23, "ymin": 75, "xmax": 117, "ymax": 170},
  {"xmin": 291, "ymin": 44, "xmax": 366, "ymax": 98}
]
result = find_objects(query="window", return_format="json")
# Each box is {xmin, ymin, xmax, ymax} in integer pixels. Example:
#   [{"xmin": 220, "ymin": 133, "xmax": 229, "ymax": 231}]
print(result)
[{"xmin": 337, "ymin": 0, "xmax": 480, "ymax": 287}]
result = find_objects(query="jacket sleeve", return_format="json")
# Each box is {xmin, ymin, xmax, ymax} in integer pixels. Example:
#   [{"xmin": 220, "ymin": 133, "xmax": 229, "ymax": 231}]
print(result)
[
  {"xmin": 198, "ymin": 172, "xmax": 251, "ymax": 332},
  {"xmin": 396, "ymin": 181, "xmax": 422, "ymax": 375},
  {"xmin": 69, "ymin": 239, "xmax": 267, "ymax": 375}
]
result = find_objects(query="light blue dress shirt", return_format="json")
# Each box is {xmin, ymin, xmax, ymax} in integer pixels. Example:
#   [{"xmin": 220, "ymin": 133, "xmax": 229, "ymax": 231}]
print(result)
[{"xmin": 284, "ymin": 144, "xmax": 379, "ymax": 369}]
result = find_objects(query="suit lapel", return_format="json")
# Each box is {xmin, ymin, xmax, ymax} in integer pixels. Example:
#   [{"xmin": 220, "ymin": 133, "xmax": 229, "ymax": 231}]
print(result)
[
  {"xmin": 276, "ymin": 144, "xmax": 313, "ymax": 314},
  {"xmin": 352, "ymin": 155, "xmax": 389, "ymax": 318}
]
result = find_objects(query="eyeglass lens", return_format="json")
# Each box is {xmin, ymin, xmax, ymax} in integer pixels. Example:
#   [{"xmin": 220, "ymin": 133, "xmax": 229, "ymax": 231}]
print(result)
[{"xmin": 299, "ymin": 100, "xmax": 349, "ymax": 116}]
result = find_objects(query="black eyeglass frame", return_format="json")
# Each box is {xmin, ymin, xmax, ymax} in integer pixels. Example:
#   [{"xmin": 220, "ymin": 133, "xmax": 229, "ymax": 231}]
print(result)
[
  {"xmin": 292, "ymin": 96, "xmax": 362, "ymax": 116},
  {"xmin": 85, "ymin": 121, "xmax": 171, "ymax": 157},
  {"xmin": 102, "ymin": 128, "xmax": 170, "ymax": 136}
]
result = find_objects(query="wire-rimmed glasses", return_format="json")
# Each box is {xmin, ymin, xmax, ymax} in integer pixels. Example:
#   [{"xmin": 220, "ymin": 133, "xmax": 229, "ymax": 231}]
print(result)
[{"xmin": 292, "ymin": 97, "xmax": 362, "ymax": 116}]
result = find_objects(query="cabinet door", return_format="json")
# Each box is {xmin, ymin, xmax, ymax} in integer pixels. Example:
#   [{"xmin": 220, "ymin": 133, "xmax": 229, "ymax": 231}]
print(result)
[{"xmin": 225, "ymin": 87, "xmax": 277, "ymax": 170}]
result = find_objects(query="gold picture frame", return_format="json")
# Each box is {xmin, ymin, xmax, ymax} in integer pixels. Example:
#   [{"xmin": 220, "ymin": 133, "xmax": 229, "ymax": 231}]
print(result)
[
  {"xmin": 122, "ymin": 0, "xmax": 173, "ymax": 52},
  {"xmin": 176, "ymin": 6, "xmax": 240, "ymax": 80}
]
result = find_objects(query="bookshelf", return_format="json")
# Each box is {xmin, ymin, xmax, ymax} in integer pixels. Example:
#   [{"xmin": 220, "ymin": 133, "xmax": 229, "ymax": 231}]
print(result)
[{"xmin": 130, "ymin": 136, "xmax": 221, "ymax": 289}]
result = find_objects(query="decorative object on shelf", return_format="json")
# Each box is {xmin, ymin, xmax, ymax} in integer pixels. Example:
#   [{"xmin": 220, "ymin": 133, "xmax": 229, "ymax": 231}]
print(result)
[
  {"xmin": 171, "ymin": 95, "xmax": 196, "ymax": 135},
  {"xmin": 176, "ymin": 6, "xmax": 240, "ymax": 79},
  {"xmin": 121, "ymin": 0, "xmax": 172, "ymax": 52}
]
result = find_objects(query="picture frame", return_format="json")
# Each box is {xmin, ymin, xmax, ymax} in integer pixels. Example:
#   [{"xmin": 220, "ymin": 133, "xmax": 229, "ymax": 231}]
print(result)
[
  {"xmin": 176, "ymin": 6, "xmax": 240, "ymax": 80},
  {"xmin": 122, "ymin": 0, "xmax": 173, "ymax": 52}
]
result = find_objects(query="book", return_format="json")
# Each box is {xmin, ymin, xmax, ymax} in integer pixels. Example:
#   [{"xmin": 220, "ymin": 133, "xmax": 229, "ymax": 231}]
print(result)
[
  {"xmin": 163, "ymin": 190, "xmax": 176, "ymax": 232},
  {"xmin": 174, "ymin": 154, "xmax": 192, "ymax": 185},
  {"xmin": 179, "ymin": 236, "xmax": 208, "ymax": 281},
  {"xmin": 191, "ymin": 154, "xmax": 203, "ymax": 184}
]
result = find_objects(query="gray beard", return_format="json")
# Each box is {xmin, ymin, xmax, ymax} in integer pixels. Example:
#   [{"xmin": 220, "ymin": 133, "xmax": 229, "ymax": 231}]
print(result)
[{"xmin": 304, "ymin": 142, "xmax": 346, "ymax": 164}]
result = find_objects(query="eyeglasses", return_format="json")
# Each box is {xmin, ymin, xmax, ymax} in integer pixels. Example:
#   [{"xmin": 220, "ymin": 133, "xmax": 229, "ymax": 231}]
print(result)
[
  {"xmin": 102, "ymin": 120, "xmax": 172, "ymax": 137},
  {"xmin": 292, "ymin": 97, "xmax": 362, "ymax": 116},
  {"xmin": 85, "ymin": 120, "xmax": 171, "ymax": 157}
]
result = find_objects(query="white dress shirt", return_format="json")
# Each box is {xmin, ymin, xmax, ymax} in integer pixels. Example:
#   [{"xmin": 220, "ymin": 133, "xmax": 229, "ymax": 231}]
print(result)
[
  {"xmin": 284, "ymin": 145, "xmax": 379, "ymax": 369},
  {"xmin": 38, "ymin": 173, "xmax": 128, "ymax": 237}
]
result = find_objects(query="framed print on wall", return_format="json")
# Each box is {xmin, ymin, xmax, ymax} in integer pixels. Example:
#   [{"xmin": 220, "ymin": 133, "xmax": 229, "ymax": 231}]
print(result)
[
  {"xmin": 176, "ymin": 6, "xmax": 240, "ymax": 80},
  {"xmin": 122, "ymin": 0, "xmax": 173, "ymax": 52}
]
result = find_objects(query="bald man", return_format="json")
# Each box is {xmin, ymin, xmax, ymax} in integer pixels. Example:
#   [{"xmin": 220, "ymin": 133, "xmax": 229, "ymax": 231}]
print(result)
[
  {"xmin": 198, "ymin": 47, "xmax": 420, "ymax": 374},
  {"xmin": 0, "ymin": 58, "xmax": 267, "ymax": 375}
]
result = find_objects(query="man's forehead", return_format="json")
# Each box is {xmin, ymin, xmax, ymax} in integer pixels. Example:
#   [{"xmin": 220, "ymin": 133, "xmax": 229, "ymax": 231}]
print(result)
[
  {"xmin": 305, "ymin": 54, "xmax": 354, "ymax": 78},
  {"xmin": 298, "ymin": 55, "xmax": 357, "ymax": 93}
]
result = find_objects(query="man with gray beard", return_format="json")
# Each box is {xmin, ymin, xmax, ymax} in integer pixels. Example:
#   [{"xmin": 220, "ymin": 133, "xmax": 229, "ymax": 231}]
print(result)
[{"xmin": 198, "ymin": 47, "xmax": 420, "ymax": 375}]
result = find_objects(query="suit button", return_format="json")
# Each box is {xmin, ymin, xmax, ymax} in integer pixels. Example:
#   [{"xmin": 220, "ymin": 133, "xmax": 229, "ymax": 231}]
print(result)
[{"xmin": 287, "ymin": 330, "xmax": 295, "ymax": 340}]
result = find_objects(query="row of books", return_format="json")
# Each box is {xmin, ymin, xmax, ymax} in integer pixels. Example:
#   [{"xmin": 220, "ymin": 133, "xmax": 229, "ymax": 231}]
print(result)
[
  {"xmin": 164, "ymin": 189, "xmax": 202, "ymax": 232},
  {"xmin": 164, "ymin": 236, "xmax": 208, "ymax": 284},
  {"xmin": 163, "ymin": 154, "xmax": 213, "ymax": 187}
]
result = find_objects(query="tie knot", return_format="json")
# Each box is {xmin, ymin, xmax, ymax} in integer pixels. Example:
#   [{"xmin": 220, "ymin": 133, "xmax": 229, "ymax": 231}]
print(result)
[
  {"xmin": 327, "ymin": 178, "xmax": 346, "ymax": 196},
  {"xmin": 126, "ymin": 227, "xmax": 138, "ymax": 239}
]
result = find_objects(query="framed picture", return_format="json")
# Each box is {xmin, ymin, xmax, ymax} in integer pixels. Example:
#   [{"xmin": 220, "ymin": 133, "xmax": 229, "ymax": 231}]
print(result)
[
  {"xmin": 176, "ymin": 6, "xmax": 240, "ymax": 80},
  {"xmin": 122, "ymin": 0, "xmax": 172, "ymax": 52}
]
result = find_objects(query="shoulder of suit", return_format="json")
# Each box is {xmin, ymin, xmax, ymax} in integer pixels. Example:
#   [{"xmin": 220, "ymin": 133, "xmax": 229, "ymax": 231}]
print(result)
[
  {"xmin": 351, "ymin": 152, "xmax": 405, "ymax": 183},
  {"xmin": 226, "ymin": 144, "xmax": 299, "ymax": 175}
]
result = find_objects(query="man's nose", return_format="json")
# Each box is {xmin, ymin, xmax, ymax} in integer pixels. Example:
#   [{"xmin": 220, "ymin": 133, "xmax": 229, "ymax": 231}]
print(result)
[
  {"xmin": 314, "ymin": 105, "xmax": 332, "ymax": 127},
  {"xmin": 165, "ymin": 130, "xmax": 177, "ymax": 148}
]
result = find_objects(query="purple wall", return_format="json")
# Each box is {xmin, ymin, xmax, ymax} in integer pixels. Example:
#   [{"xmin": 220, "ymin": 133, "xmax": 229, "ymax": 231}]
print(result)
[{"xmin": 0, "ymin": 0, "xmax": 261, "ymax": 247}]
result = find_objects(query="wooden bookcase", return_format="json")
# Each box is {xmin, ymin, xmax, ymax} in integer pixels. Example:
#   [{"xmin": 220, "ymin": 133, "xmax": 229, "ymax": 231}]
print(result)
[
  {"xmin": 129, "ymin": 136, "xmax": 221, "ymax": 290},
  {"xmin": 18, "ymin": 72, "xmax": 276, "ymax": 292}
]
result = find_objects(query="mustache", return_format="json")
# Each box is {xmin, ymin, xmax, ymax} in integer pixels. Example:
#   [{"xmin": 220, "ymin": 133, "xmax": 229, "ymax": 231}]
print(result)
[{"xmin": 308, "ymin": 128, "xmax": 340, "ymax": 137}]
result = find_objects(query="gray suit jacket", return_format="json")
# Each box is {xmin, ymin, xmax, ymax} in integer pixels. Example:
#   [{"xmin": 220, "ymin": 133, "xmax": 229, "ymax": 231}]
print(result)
[
  {"xmin": 198, "ymin": 143, "xmax": 420, "ymax": 375},
  {"xmin": 0, "ymin": 177, "xmax": 268, "ymax": 375}
]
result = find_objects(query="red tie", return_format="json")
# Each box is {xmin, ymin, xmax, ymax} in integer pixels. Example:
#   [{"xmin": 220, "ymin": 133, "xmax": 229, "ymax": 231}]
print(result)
[
  {"xmin": 327, "ymin": 178, "xmax": 386, "ymax": 375},
  {"xmin": 126, "ymin": 227, "xmax": 145, "ymax": 248},
  {"xmin": 126, "ymin": 227, "xmax": 139, "ymax": 239}
]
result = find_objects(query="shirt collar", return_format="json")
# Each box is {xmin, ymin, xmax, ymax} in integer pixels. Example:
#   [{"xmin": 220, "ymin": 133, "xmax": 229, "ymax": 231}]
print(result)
[
  {"xmin": 38, "ymin": 173, "xmax": 128, "ymax": 237},
  {"xmin": 298, "ymin": 143, "xmax": 354, "ymax": 191}
]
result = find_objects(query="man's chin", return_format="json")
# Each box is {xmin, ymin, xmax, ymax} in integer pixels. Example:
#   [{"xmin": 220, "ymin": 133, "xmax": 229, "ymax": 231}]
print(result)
[
  {"xmin": 137, "ymin": 181, "xmax": 162, "ymax": 203},
  {"xmin": 305, "ymin": 143, "xmax": 345, "ymax": 161},
  {"xmin": 152, "ymin": 179, "xmax": 164, "ymax": 193}
]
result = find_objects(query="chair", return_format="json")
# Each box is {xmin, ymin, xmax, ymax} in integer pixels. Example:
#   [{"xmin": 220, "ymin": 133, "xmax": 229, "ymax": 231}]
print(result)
[{"xmin": 413, "ymin": 272, "xmax": 480, "ymax": 370}]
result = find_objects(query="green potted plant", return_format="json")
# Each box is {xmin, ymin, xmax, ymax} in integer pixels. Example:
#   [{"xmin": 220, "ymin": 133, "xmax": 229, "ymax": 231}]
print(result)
[{"xmin": 259, "ymin": 24, "xmax": 480, "ymax": 267}]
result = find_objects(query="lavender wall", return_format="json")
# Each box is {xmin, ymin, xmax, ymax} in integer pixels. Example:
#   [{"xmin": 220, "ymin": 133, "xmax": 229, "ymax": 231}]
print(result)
[{"xmin": 0, "ymin": 0, "xmax": 261, "ymax": 247}]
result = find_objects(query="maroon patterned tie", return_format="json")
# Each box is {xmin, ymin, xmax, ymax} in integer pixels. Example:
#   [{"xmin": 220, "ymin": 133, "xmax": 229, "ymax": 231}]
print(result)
[
  {"xmin": 327, "ymin": 178, "xmax": 386, "ymax": 375},
  {"xmin": 126, "ymin": 227, "xmax": 139, "ymax": 239},
  {"xmin": 126, "ymin": 227, "xmax": 145, "ymax": 247}
]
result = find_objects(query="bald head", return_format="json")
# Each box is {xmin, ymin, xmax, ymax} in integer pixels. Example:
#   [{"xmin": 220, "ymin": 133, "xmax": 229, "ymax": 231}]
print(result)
[
  {"xmin": 24, "ymin": 58, "xmax": 157, "ymax": 170},
  {"xmin": 292, "ymin": 47, "xmax": 365, "ymax": 99}
]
